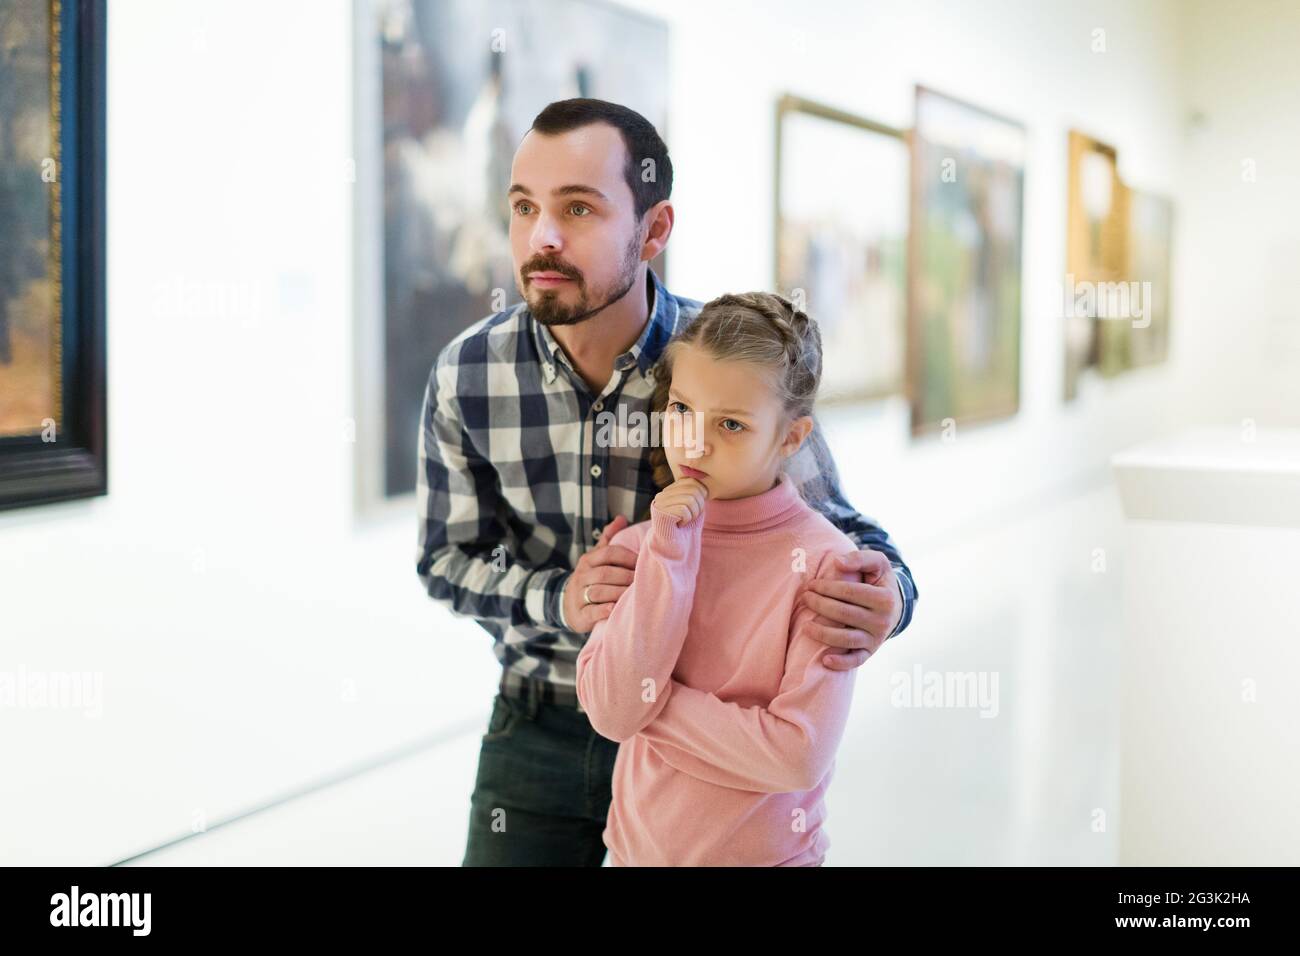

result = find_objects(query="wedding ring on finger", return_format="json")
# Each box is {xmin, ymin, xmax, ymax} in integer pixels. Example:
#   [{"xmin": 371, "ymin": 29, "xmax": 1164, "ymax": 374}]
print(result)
[{"xmin": 583, "ymin": 584, "xmax": 595, "ymax": 606}]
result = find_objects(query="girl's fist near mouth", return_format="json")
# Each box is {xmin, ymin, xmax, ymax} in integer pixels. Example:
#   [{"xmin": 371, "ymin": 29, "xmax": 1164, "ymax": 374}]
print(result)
[{"xmin": 653, "ymin": 476, "xmax": 709, "ymax": 526}]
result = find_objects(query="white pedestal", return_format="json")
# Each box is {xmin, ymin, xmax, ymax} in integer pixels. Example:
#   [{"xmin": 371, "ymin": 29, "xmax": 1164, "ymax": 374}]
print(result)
[{"xmin": 1111, "ymin": 426, "xmax": 1300, "ymax": 865}]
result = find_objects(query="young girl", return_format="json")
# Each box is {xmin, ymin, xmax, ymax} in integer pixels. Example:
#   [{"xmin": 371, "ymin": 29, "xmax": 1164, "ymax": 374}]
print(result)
[{"xmin": 575, "ymin": 291, "xmax": 864, "ymax": 867}]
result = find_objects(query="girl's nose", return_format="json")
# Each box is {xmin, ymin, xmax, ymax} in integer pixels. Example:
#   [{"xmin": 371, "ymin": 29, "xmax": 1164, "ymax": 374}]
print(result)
[{"xmin": 684, "ymin": 421, "xmax": 708, "ymax": 456}]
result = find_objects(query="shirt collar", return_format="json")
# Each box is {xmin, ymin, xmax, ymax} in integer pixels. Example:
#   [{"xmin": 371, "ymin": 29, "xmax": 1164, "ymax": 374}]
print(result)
[{"xmin": 530, "ymin": 267, "xmax": 680, "ymax": 381}]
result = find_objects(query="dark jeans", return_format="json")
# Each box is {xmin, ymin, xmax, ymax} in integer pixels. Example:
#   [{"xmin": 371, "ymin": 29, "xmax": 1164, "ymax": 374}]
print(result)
[{"xmin": 462, "ymin": 681, "xmax": 621, "ymax": 866}]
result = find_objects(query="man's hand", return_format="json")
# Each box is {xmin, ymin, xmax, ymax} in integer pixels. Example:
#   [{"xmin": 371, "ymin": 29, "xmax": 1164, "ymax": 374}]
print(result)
[
  {"xmin": 561, "ymin": 515, "xmax": 638, "ymax": 633},
  {"xmin": 652, "ymin": 476, "xmax": 709, "ymax": 525},
  {"xmin": 802, "ymin": 549, "xmax": 902, "ymax": 671}
]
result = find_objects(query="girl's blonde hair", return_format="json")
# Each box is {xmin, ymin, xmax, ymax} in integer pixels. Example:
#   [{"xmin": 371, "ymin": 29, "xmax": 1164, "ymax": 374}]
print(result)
[{"xmin": 641, "ymin": 291, "xmax": 835, "ymax": 520}]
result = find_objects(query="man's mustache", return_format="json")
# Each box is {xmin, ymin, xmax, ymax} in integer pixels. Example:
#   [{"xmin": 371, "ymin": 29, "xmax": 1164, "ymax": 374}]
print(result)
[{"xmin": 522, "ymin": 259, "xmax": 583, "ymax": 283}]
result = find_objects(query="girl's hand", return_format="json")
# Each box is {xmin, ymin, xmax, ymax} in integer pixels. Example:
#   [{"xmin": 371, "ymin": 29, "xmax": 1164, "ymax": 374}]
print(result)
[{"xmin": 652, "ymin": 476, "xmax": 709, "ymax": 525}]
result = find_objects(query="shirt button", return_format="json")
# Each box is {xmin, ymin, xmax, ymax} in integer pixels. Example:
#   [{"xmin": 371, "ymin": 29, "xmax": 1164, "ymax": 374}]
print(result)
[
  {"xmin": 593, "ymin": 400, "xmax": 604, "ymax": 412},
  {"xmin": 590, "ymin": 464, "xmax": 602, "ymax": 478},
  {"xmin": 592, "ymin": 528, "xmax": 602, "ymax": 541}
]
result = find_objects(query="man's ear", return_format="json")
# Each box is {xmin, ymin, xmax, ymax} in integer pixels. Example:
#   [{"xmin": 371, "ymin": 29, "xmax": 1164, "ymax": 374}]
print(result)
[{"xmin": 640, "ymin": 200, "xmax": 674, "ymax": 262}]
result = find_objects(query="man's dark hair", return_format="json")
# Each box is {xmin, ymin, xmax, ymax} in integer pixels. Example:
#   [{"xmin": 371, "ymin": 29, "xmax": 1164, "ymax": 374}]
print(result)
[{"xmin": 529, "ymin": 98, "xmax": 672, "ymax": 222}]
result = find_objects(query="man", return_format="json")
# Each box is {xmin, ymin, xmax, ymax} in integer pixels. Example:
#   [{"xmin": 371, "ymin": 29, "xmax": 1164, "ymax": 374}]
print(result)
[{"xmin": 416, "ymin": 98, "xmax": 918, "ymax": 866}]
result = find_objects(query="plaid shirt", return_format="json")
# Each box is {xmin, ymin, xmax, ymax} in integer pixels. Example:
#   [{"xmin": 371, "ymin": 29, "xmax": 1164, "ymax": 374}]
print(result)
[{"xmin": 416, "ymin": 268, "xmax": 918, "ymax": 711}]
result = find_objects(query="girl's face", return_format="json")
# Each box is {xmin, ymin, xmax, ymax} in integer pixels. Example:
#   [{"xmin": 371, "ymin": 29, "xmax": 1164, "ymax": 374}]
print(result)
[{"xmin": 662, "ymin": 343, "xmax": 813, "ymax": 501}]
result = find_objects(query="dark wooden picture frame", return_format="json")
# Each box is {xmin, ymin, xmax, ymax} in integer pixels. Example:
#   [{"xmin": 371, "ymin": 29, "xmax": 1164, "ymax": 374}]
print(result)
[{"xmin": 0, "ymin": 0, "xmax": 106, "ymax": 512}]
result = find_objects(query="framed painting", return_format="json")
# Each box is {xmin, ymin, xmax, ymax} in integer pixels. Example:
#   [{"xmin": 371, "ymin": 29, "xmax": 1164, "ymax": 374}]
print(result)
[
  {"xmin": 0, "ymin": 0, "xmax": 106, "ymax": 512},
  {"xmin": 1065, "ymin": 129, "xmax": 1128, "ymax": 394},
  {"xmin": 907, "ymin": 85, "xmax": 1025, "ymax": 436},
  {"xmin": 1095, "ymin": 186, "xmax": 1173, "ymax": 374},
  {"xmin": 1123, "ymin": 189, "xmax": 1173, "ymax": 369},
  {"xmin": 774, "ymin": 93, "xmax": 908, "ymax": 405},
  {"xmin": 353, "ymin": 0, "xmax": 669, "ymax": 510}
]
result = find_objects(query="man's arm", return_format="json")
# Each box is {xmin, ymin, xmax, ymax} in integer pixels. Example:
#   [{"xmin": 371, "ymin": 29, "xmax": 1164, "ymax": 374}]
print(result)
[
  {"xmin": 415, "ymin": 355, "xmax": 568, "ymax": 630},
  {"xmin": 790, "ymin": 417, "xmax": 918, "ymax": 638}
]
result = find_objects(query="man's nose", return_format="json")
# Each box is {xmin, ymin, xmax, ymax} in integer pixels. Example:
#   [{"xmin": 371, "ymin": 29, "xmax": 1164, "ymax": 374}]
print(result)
[{"xmin": 529, "ymin": 213, "xmax": 564, "ymax": 255}]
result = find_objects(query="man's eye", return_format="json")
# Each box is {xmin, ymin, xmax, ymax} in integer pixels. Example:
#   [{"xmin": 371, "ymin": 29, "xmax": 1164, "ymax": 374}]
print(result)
[
  {"xmin": 569, "ymin": 203, "xmax": 590, "ymax": 216},
  {"xmin": 513, "ymin": 202, "xmax": 533, "ymax": 215}
]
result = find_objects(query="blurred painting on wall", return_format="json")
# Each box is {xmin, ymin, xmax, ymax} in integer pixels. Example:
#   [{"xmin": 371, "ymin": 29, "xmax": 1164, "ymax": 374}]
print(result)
[
  {"xmin": 775, "ymin": 94, "xmax": 908, "ymax": 405},
  {"xmin": 1065, "ymin": 129, "xmax": 1128, "ymax": 396},
  {"xmin": 0, "ymin": 0, "xmax": 57, "ymax": 440},
  {"xmin": 1097, "ymin": 188, "xmax": 1174, "ymax": 374},
  {"xmin": 907, "ymin": 86, "xmax": 1025, "ymax": 436},
  {"xmin": 356, "ymin": 0, "xmax": 669, "ymax": 504},
  {"xmin": 0, "ymin": 0, "xmax": 106, "ymax": 512}
]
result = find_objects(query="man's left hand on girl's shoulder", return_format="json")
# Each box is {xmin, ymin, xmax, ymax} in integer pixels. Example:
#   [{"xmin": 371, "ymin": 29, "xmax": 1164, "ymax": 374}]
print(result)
[{"xmin": 801, "ymin": 549, "xmax": 902, "ymax": 671}]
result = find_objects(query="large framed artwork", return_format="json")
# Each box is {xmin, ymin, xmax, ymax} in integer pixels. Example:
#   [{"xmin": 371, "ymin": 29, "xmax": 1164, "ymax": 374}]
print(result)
[
  {"xmin": 353, "ymin": 0, "xmax": 669, "ymax": 509},
  {"xmin": 774, "ymin": 93, "xmax": 908, "ymax": 405},
  {"xmin": 907, "ymin": 86, "xmax": 1025, "ymax": 436},
  {"xmin": 0, "ymin": 0, "xmax": 107, "ymax": 512}
]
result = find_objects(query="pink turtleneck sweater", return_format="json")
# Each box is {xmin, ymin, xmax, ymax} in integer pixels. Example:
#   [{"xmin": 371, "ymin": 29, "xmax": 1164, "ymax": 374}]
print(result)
[{"xmin": 575, "ymin": 470, "xmax": 863, "ymax": 867}]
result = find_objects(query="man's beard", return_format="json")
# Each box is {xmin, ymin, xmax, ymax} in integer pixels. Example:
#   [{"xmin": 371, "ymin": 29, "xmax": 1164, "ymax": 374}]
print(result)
[{"xmin": 524, "ymin": 232, "xmax": 642, "ymax": 327}]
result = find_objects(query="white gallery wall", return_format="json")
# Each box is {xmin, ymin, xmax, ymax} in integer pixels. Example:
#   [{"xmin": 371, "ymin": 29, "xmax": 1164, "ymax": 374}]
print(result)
[{"xmin": 1, "ymin": 0, "xmax": 1296, "ymax": 865}]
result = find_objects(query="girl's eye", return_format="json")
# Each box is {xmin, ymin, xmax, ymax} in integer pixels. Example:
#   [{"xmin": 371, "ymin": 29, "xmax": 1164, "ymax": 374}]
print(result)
[{"xmin": 667, "ymin": 402, "xmax": 742, "ymax": 432}]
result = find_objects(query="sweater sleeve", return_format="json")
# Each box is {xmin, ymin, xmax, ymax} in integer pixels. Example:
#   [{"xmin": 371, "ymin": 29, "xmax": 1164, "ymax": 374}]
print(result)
[
  {"xmin": 575, "ymin": 502, "xmax": 703, "ymax": 742},
  {"xmin": 638, "ymin": 547, "xmax": 861, "ymax": 793}
]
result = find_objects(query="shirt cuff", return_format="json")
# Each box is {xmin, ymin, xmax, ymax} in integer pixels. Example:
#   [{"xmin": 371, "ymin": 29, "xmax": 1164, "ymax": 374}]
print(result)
[
  {"xmin": 886, "ymin": 567, "xmax": 910, "ymax": 640},
  {"xmin": 526, "ymin": 566, "xmax": 572, "ymax": 631},
  {"xmin": 558, "ymin": 575, "xmax": 573, "ymax": 630}
]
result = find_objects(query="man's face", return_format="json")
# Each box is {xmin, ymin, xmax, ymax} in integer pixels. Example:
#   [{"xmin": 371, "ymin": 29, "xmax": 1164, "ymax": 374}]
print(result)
[
  {"xmin": 662, "ymin": 343, "xmax": 804, "ymax": 502},
  {"xmin": 508, "ymin": 123, "xmax": 645, "ymax": 326}
]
